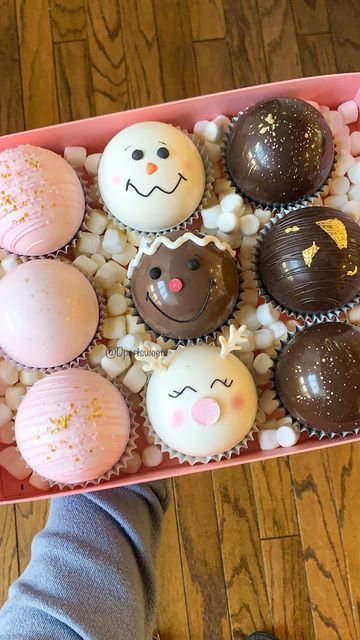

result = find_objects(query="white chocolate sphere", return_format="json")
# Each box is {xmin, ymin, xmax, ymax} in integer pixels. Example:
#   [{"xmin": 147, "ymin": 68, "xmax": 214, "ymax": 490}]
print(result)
[
  {"xmin": 146, "ymin": 344, "xmax": 257, "ymax": 457},
  {"xmin": 98, "ymin": 122, "xmax": 206, "ymax": 232}
]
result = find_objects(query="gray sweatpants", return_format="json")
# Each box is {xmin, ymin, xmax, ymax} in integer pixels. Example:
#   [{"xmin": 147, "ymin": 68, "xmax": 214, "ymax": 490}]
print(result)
[{"xmin": 0, "ymin": 482, "xmax": 168, "ymax": 639}]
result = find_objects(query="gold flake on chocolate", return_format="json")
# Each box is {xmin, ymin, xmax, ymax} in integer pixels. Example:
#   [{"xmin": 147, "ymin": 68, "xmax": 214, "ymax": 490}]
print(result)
[
  {"xmin": 302, "ymin": 242, "xmax": 320, "ymax": 267},
  {"xmin": 25, "ymin": 157, "xmax": 41, "ymax": 169},
  {"xmin": 316, "ymin": 218, "xmax": 348, "ymax": 249},
  {"xmin": 12, "ymin": 212, "xmax": 29, "ymax": 225},
  {"xmin": 285, "ymin": 225, "xmax": 300, "ymax": 234},
  {"xmin": 347, "ymin": 266, "xmax": 358, "ymax": 276}
]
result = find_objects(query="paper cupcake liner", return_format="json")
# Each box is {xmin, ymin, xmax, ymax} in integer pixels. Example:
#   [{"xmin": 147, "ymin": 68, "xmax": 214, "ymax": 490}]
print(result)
[
  {"xmin": 12, "ymin": 379, "xmax": 139, "ymax": 490},
  {"xmin": 95, "ymin": 127, "xmax": 214, "ymax": 239},
  {"xmin": 0, "ymin": 257, "xmax": 106, "ymax": 374},
  {"xmin": 270, "ymin": 316, "xmax": 360, "ymax": 440},
  {"xmin": 252, "ymin": 210, "xmax": 360, "ymax": 322},
  {"xmin": 136, "ymin": 373, "xmax": 258, "ymax": 466},
  {"xmin": 221, "ymin": 112, "xmax": 337, "ymax": 214}
]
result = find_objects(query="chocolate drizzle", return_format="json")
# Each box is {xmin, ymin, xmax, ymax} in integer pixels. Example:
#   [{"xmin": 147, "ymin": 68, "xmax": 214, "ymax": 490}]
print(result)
[
  {"xmin": 225, "ymin": 97, "xmax": 334, "ymax": 206},
  {"xmin": 258, "ymin": 207, "xmax": 360, "ymax": 315}
]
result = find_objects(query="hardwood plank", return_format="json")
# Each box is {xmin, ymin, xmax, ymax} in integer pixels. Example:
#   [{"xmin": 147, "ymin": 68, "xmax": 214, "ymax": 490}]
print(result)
[
  {"xmin": 16, "ymin": 0, "xmax": 59, "ymax": 128},
  {"xmin": 327, "ymin": 444, "xmax": 360, "ymax": 636},
  {"xmin": 189, "ymin": 0, "xmax": 226, "ymax": 41},
  {"xmin": 262, "ymin": 536, "xmax": 315, "ymax": 640},
  {"xmin": 54, "ymin": 40, "xmax": 94, "ymax": 122},
  {"xmin": 87, "ymin": 0, "xmax": 129, "ymax": 116},
  {"xmin": 291, "ymin": 0, "xmax": 328, "ymax": 35},
  {"xmin": 0, "ymin": 505, "xmax": 18, "ymax": 606},
  {"xmin": 291, "ymin": 450, "xmax": 358, "ymax": 639},
  {"xmin": 119, "ymin": 0, "xmax": 163, "ymax": 108},
  {"xmin": 15, "ymin": 501, "xmax": 49, "ymax": 573},
  {"xmin": 251, "ymin": 458, "xmax": 298, "ymax": 539},
  {"xmin": 0, "ymin": 0, "xmax": 24, "ymax": 134},
  {"xmin": 327, "ymin": 0, "xmax": 360, "ymax": 72},
  {"xmin": 154, "ymin": 0, "xmax": 198, "ymax": 101},
  {"xmin": 222, "ymin": 0, "xmax": 268, "ymax": 87},
  {"xmin": 50, "ymin": 0, "xmax": 86, "ymax": 43},
  {"xmin": 257, "ymin": 0, "xmax": 302, "ymax": 81},
  {"xmin": 174, "ymin": 472, "xmax": 232, "ymax": 640},
  {"xmin": 155, "ymin": 480, "xmax": 190, "ymax": 640},
  {"xmin": 213, "ymin": 466, "xmax": 273, "ymax": 637},
  {"xmin": 299, "ymin": 33, "xmax": 337, "ymax": 77},
  {"xmin": 194, "ymin": 39, "xmax": 234, "ymax": 95}
]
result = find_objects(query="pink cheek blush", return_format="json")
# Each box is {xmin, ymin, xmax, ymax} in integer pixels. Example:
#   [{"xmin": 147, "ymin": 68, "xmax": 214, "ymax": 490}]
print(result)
[
  {"xmin": 181, "ymin": 159, "xmax": 192, "ymax": 172},
  {"xmin": 113, "ymin": 175, "xmax": 122, "ymax": 185},
  {"xmin": 171, "ymin": 409, "xmax": 184, "ymax": 428},
  {"xmin": 230, "ymin": 394, "xmax": 245, "ymax": 410}
]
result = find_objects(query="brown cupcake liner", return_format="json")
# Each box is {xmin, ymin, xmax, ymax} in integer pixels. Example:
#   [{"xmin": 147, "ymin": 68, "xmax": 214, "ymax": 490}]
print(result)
[
  {"xmin": 221, "ymin": 112, "xmax": 337, "ymax": 214},
  {"xmin": 0, "ymin": 256, "xmax": 106, "ymax": 374},
  {"xmin": 95, "ymin": 127, "xmax": 215, "ymax": 239},
  {"xmin": 270, "ymin": 316, "xmax": 360, "ymax": 440},
  {"xmin": 252, "ymin": 210, "xmax": 360, "ymax": 322}
]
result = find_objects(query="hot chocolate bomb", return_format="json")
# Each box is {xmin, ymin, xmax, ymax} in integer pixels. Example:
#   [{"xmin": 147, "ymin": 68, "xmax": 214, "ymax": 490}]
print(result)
[
  {"xmin": 225, "ymin": 97, "xmax": 334, "ymax": 206},
  {"xmin": 129, "ymin": 231, "xmax": 239, "ymax": 340}
]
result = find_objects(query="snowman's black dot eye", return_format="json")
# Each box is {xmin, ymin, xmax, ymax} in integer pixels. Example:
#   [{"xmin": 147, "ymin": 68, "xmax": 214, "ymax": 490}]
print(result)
[
  {"xmin": 132, "ymin": 149, "xmax": 143, "ymax": 160},
  {"xmin": 187, "ymin": 258, "xmax": 200, "ymax": 271},
  {"xmin": 150, "ymin": 267, "xmax": 161, "ymax": 280},
  {"xmin": 157, "ymin": 146, "xmax": 169, "ymax": 159}
]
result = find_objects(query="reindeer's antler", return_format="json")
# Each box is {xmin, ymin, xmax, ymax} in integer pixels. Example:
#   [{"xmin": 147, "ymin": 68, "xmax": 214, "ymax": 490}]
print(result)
[
  {"xmin": 135, "ymin": 341, "xmax": 168, "ymax": 373},
  {"xmin": 219, "ymin": 325, "xmax": 248, "ymax": 358}
]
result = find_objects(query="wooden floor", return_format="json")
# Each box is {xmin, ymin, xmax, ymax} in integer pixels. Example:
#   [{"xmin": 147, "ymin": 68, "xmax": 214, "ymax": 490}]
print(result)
[{"xmin": 0, "ymin": 1, "xmax": 359, "ymax": 638}]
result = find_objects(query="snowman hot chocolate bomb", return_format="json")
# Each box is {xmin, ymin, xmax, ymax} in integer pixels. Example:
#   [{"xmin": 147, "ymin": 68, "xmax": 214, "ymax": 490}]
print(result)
[
  {"xmin": 129, "ymin": 231, "xmax": 240, "ymax": 340},
  {"xmin": 138, "ymin": 326, "xmax": 258, "ymax": 459},
  {"xmin": 98, "ymin": 122, "xmax": 206, "ymax": 232}
]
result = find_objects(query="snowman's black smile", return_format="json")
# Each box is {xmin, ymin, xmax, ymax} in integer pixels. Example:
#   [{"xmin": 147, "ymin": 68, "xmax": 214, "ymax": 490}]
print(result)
[{"xmin": 125, "ymin": 173, "xmax": 187, "ymax": 198}]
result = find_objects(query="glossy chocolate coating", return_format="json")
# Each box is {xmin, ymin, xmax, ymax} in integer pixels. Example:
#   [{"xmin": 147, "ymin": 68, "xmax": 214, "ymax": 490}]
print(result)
[
  {"xmin": 131, "ymin": 232, "xmax": 239, "ymax": 340},
  {"xmin": 276, "ymin": 323, "xmax": 360, "ymax": 433},
  {"xmin": 258, "ymin": 207, "xmax": 360, "ymax": 315},
  {"xmin": 226, "ymin": 97, "xmax": 334, "ymax": 205}
]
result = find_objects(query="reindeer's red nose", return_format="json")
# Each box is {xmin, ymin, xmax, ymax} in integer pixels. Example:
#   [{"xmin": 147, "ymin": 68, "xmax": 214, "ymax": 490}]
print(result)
[
  {"xmin": 146, "ymin": 162, "xmax": 158, "ymax": 175},
  {"xmin": 168, "ymin": 278, "xmax": 183, "ymax": 292}
]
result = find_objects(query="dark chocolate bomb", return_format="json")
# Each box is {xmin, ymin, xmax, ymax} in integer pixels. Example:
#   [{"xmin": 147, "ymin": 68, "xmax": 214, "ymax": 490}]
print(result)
[
  {"xmin": 276, "ymin": 322, "xmax": 360, "ymax": 434},
  {"xmin": 130, "ymin": 232, "xmax": 239, "ymax": 340},
  {"xmin": 258, "ymin": 207, "xmax": 360, "ymax": 315},
  {"xmin": 226, "ymin": 97, "xmax": 334, "ymax": 206}
]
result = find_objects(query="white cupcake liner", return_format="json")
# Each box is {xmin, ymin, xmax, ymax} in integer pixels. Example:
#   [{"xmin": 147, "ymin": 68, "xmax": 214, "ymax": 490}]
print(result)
[
  {"xmin": 0, "ymin": 257, "xmax": 106, "ymax": 374},
  {"xmin": 95, "ymin": 127, "xmax": 214, "ymax": 239},
  {"xmin": 271, "ymin": 316, "xmax": 360, "ymax": 440},
  {"xmin": 12, "ymin": 379, "xmax": 139, "ymax": 490},
  {"xmin": 252, "ymin": 210, "xmax": 360, "ymax": 322},
  {"xmin": 221, "ymin": 112, "xmax": 337, "ymax": 214}
]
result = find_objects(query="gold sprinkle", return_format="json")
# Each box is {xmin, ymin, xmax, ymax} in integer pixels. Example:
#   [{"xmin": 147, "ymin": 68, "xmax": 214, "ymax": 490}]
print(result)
[
  {"xmin": 259, "ymin": 126, "xmax": 269, "ymax": 134},
  {"xmin": 25, "ymin": 157, "xmax": 40, "ymax": 169},
  {"xmin": 265, "ymin": 113, "xmax": 275, "ymax": 125},
  {"xmin": 48, "ymin": 444, "xmax": 57, "ymax": 452},
  {"xmin": 0, "ymin": 172, "xmax": 11, "ymax": 179},
  {"xmin": 60, "ymin": 439, "xmax": 67, "ymax": 446},
  {"xmin": 303, "ymin": 242, "xmax": 320, "ymax": 267},
  {"xmin": 75, "ymin": 457, "xmax": 81, "ymax": 463},
  {"xmin": 285, "ymin": 225, "xmax": 300, "ymax": 234},
  {"xmin": 12, "ymin": 212, "xmax": 29, "ymax": 225},
  {"xmin": 347, "ymin": 266, "xmax": 358, "ymax": 276},
  {"xmin": 84, "ymin": 397, "xmax": 104, "ymax": 422},
  {"xmin": 316, "ymin": 218, "xmax": 348, "ymax": 249},
  {"xmin": 48, "ymin": 411, "xmax": 76, "ymax": 432},
  {"xmin": 46, "ymin": 456, "xmax": 51, "ymax": 460},
  {"xmin": 34, "ymin": 435, "xmax": 40, "ymax": 441}
]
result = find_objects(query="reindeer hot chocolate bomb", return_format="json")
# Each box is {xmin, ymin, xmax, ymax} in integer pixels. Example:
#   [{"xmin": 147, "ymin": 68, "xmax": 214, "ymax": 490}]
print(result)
[{"xmin": 225, "ymin": 97, "xmax": 334, "ymax": 206}]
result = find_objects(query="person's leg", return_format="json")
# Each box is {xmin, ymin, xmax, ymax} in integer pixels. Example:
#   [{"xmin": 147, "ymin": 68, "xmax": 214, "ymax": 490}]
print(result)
[{"xmin": 0, "ymin": 481, "xmax": 168, "ymax": 640}]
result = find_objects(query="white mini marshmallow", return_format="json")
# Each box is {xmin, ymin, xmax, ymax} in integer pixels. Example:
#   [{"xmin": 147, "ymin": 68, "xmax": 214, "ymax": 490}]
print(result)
[
  {"xmin": 277, "ymin": 424, "xmax": 300, "ymax": 447},
  {"xmin": 202, "ymin": 204, "xmax": 222, "ymax": 229},
  {"xmin": 0, "ymin": 402, "xmax": 12, "ymax": 428},
  {"xmin": 0, "ymin": 447, "xmax": 30, "ymax": 480},
  {"xmin": 254, "ymin": 208, "xmax": 272, "ymax": 228},
  {"xmin": 0, "ymin": 361, "xmax": 18, "ymax": 386},
  {"xmin": 338, "ymin": 100, "xmax": 358, "ymax": 125},
  {"xmin": 84, "ymin": 153, "xmax": 101, "ymax": 176},
  {"xmin": 234, "ymin": 329, "xmax": 255, "ymax": 353},
  {"xmin": 123, "ymin": 451, "xmax": 142, "ymax": 475},
  {"xmin": 241, "ymin": 288, "xmax": 259, "ymax": 307},
  {"xmin": 348, "ymin": 162, "xmax": 360, "ymax": 184},
  {"xmin": 342, "ymin": 200, "xmax": 360, "ymax": 221},
  {"xmin": 258, "ymin": 429, "xmax": 280, "ymax": 451},
  {"xmin": 102, "ymin": 227, "xmax": 127, "ymax": 255},
  {"xmin": 253, "ymin": 352, "xmax": 273, "ymax": 375},
  {"xmin": 335, "ymin": 151, "xmax": 356, "ymax": 177},
  {"xmin": 348, "ymin": 184, "xmax": 360, "ymax": 200},
  {"xmin": 350, "ymin": 131, "xmax": 360, "ymax": 156},
  {"xmin": 126, "ymin": 315, "xmax": 146, "ymax": 335},
  {"xmin": 142, "ymin": 445, "xmax": 163, "ymax": 467},
  {"xmin": 5, "ymin": 385, "xmax": 25, "ymax": 411},
  {"xmin": 214, "ymin": 178, "xmax": 233, "ymax": 194},
  {"xmin": 0, "ymin": 421, "xmax": 14, "ymax": 445},
  {"xmin": 107, "ymin": 293, "xmax": 127, "ymax": 317},
  {"xmin": 286, "ymin": 319, "xmax": 298, "ymax": 333},
  {"xmin": 239, "ymin": 214, "xmax": 260, "ymax": 236},
  {"xmin": 335, "ymin": 135, "xmax": 351, "ymax": 153},
  {"xmin": 95, "ymin": 261, "xmax": 124, "ymax": 288},
  {"xmin": 204, "ymin": 141, "xmax": 221, "ymax": 162},
  {"xmin": 102, "ymin": 316, "xmax": 126, "ymax": 340},
  {"xmin": 236, "ymin": 304, "xmax": 261, "ymax": 330},
  {"xmin": 64, "ymin": 146, "xmax": 87, "ymax": 168},
  {"xmin": 324, "ymin": 194, "xmax": 348, "ymax": 208},
  {"xmin": 106, "ymin": 282, "xmax": 125, "ymax": 298},
  {"xmin": 91, "ymin": 253, "xmax": 106, "ymax": 269},
  {"xmin": 77, "ymin": 232, "xmax": 101, "ymax": 255},
  {"xmin": 193, "ymin": 120, "xmax": 209, "ymax": 137},
  {"xmin": 269, "ymin": 320, "xmax": 288, "ymax": 340},
  {"xmin": 72, "ymin": 255, "xmax": 98, "ymax": 277},
  {"xmin": 112, "ymin": 244, "xmax": 137, "ymax": 266},
  {"xmin": 1, "ymin": 255, "xmax": 21, "ymax": 273},
  {"xmin": 348, "ymin": 304, "xmax": 360, "ymax": 323},
  {"xmin": 204, "ymin": 120, "xmax": 224, "ymax": 143},
  {"xmin": 122, "ymin": 363, "xmax": 147, "ymax": 393},
  {"xmin": 87, "ymin": 343, "xmax": 107, "ymax": 367},
  {"xmin": 220, "ymin": 192, "xmax": 244, "ymax": 215},
  {"xmin": 256, "ymin": 303, "xmax": 280, "ymax": 327},
  {"xmin": 327, "ymin": 110, "xmax": 343, "ymax": 135},
  {"xmin": 329, "ymin": 175, "xmax": 350, "ymax": 195},
  {"xmin": 215, "ymin": 114, "xmax": 231, "ymax": 129},
  {"xmin": 100, "ymin": 355, "xmax": 128, "ymax": 379},
  {"xmin": 126, "ymin": 229, "xmax": 141, "ymax": 247},
  {"xmin": 218, "ymin": 211, "xmax": 239, "ymax": 233},
  {"xmin": 254, "ymin": 328, "xmax": 275, "ymax": 350},
  {"xmin": 19, "ymin": 370, "xmax": 42, "ymax": 386},
  {"xmin": 259, "ymin": 389, "xmax": 279, "ymax": 415}
]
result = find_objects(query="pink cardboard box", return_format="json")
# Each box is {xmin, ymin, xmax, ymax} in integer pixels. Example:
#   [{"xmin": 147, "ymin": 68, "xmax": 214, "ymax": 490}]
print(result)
[{"xmin": 1, "ymin": 72, "xmax": 359, "ymax": 504}]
